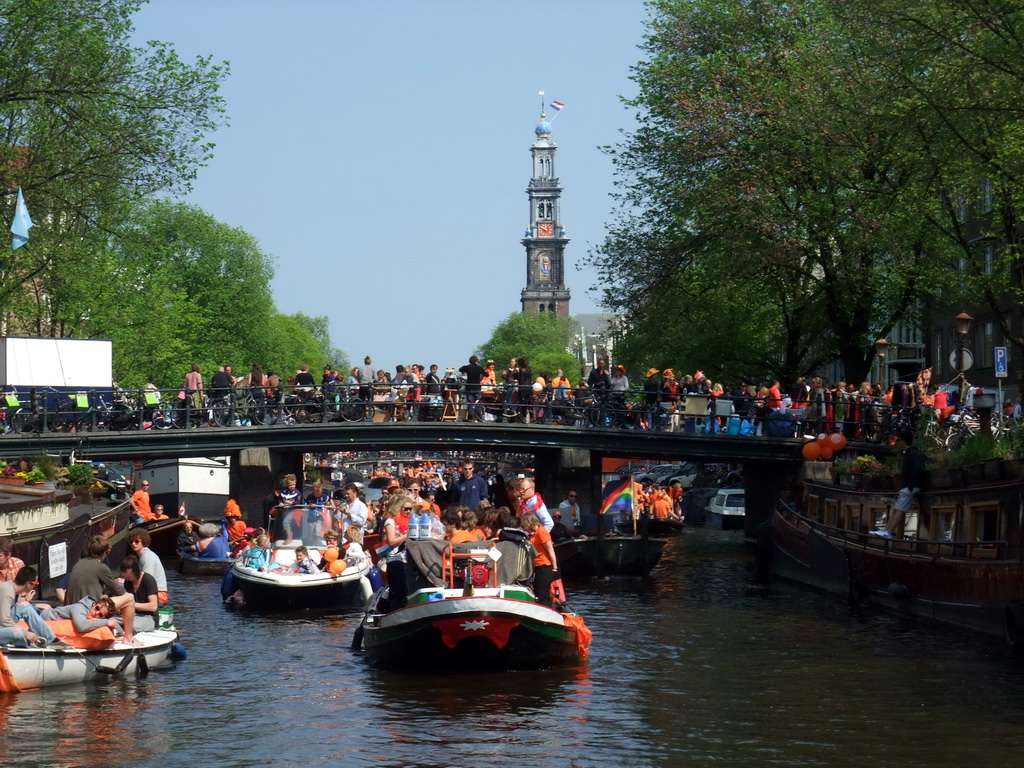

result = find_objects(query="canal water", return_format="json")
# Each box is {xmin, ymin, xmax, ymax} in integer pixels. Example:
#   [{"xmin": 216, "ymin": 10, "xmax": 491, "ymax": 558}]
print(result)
[{"xmin": 4, "ymin": 529, "xmax": 1024, "ymax": 768}]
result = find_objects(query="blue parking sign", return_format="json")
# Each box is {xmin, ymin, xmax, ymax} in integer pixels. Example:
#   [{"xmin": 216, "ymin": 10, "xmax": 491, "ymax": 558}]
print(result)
[{"xmin": 995, "ymin": 346, "xmax": 1008, "ymax": 377}]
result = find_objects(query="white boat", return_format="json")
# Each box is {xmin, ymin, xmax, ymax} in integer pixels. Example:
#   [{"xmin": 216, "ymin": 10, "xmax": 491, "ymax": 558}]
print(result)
[
  {"xmin": 232, "ymin": 556, "xmax": 372, "ymax": 610},
  {"xmin": 0, "ymin": 629, "xmax": 178, "ymax": 692},
  {"xmin": 230, "ymin": 505, "xmax": 373, "ymax": 610}
]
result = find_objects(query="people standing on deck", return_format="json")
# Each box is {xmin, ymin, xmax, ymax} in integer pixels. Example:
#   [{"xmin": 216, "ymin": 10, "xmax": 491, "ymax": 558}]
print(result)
[
  {"xmin": 336, "ymin": 482, "xmax": 369, "ymax": 533},
  {"xmin": 452, "ymin": 461, "xmax": 489, "ymax": 512},
  {"xmin": 873, "ymin": 428, "xmax": 923, "ymax": 540},
  {"xmin": 129, "ymin": 479, "xmax": 152, "ymax": 523},
  {"xmin": 513, "ymin": 477, "xmax": 554, "ymax": 531},
  {"xmin": 521, "ymin": 513, "xmax": 558, "ymax": 608},
  {"xmin": 381, "ymin": 493, "xmax": 412, "ymax": 610}
]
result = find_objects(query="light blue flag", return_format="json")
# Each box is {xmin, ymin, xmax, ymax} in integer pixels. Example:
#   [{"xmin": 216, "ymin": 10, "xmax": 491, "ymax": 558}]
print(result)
[{"xmin": 10, "ymin": 187, "xmax": 33, "ymax": 250}]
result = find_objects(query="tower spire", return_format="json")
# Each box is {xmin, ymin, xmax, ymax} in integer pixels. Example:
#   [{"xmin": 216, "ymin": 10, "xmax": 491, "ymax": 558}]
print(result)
[{"xmin": 520, "ymin": 94, "xmax": 570, "ymax": 317}]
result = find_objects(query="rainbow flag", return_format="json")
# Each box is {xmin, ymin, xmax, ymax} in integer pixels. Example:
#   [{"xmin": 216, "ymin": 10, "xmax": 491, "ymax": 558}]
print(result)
[{"xmin": 599, "ymin": 478, "xmax": 634, "ymax": 515}]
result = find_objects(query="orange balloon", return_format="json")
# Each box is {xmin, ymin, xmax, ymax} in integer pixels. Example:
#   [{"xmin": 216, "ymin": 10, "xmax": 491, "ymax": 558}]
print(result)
[
  {"xmin": 329, "ymin": 559, "xmax": 346, "ymax": 576},
  {"xmin": 828, "ymin": 432, "xmax": 847, "ymax": 451},
  {"xmin": 323, "ymin": 546, "xmax": 339, "ymax": 563},
  {"xmin": 802, "ymin": 442, "xmax": 822, "ymax": 461},
  {"xmin": 815, "ymin": 433, "xmax": 830, "ymax": 448},
  {"xmin": 819, "ymin": 446, "xmax": 834, "ymax": 460}
]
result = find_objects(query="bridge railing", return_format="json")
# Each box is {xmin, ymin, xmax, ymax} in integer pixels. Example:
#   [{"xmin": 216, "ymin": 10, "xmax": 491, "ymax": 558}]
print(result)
[{"xmin": 0, "ymin": 383, "xmax": 931, "ymax": 444}]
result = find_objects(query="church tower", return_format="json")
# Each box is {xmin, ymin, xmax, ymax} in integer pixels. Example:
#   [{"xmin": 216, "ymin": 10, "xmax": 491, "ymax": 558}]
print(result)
[{"xmin": 521, "ymin": 104, "xmax": 570, "ymax": 316}]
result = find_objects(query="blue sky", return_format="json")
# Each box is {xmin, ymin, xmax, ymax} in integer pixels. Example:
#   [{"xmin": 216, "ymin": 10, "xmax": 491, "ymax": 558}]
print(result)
[{"xmin": 131, "ymin": 1, "xmax": 649, "ymax": 370}]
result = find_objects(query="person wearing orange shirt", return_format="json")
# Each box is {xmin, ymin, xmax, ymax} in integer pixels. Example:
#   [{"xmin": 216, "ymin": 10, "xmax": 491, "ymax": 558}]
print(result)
[
  {"xmin": 129, "ymin": 480, "xmax": 153, "ymax": 522},
  {"xmin": 649, "ymin": 484, "xmax": 672, "ymax": 520},
  {"xmin": 450, "ymin": 510, "xmax": 485, "ymax": 543},
  {"xmin": 521, "ymin": 513, "xmax": 558, "ymax": 608}
]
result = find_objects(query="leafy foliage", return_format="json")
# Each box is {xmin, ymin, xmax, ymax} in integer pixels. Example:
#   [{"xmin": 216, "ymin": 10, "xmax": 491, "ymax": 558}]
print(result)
[{"xmin": 477, "ymin": 312, "xmax": 582, "ymax": 381}]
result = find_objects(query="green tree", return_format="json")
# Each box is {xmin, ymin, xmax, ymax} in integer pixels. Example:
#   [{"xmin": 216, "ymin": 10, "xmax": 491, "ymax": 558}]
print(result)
[
  {"xmin": 839, "ymin": 1, "xmax": 1024, "ymax": 352},
  {"xmin": 477, "ymin": 312, "xmax": 581, "ymax": 381},
  {"xmin": 593, "ymin": 0, "xmax": 941, "ymax": 385},
  {"xmin": 0, "ymin": 0, "xmax": 228, "ymax": 327}
]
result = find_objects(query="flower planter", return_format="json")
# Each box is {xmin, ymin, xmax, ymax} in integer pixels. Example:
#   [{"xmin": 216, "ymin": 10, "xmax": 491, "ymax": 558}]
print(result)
[
  {"xmin": 984, "ymin": 458, "xmax": 1004, "ymax": 482},
  {"xmin": 0, "ymin": 476, "xmax": 26, "ymax": 486},
  {"xmin": 1003, "ymin": 460, "xmax": 1024, "ymax": 480},
  {"xmin": 963, "ymin": 463, "xmax": 986, "ymax": 486},
  {"xmin": 927, "ymin": 469, "xmax": 953, "ymax": 489}
]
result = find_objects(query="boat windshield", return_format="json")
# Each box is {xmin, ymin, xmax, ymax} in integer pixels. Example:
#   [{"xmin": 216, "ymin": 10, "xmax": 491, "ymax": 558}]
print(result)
[
  {"xmin": 269, "ymin": 504, "xmax": 331, "ymax": 547},
  {"xmin": 725, "ymin": 494, "xmax": 745, "ymax": 509}
]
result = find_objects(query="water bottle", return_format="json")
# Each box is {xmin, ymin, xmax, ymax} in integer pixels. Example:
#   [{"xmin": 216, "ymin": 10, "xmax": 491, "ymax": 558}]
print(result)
[{"xmin": 409, "ymin": 510, "xmax": 423, "ymax": 541}]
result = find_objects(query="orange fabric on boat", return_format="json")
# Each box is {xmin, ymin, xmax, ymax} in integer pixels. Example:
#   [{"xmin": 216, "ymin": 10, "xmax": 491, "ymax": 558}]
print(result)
[
  {"xmin": 0, "ymin": 651, "xmax": 20, "ymax": 693},
  {"xmin": 563, "ymin": 614, "xmax": 592, "ymax": 660},
  {"xmin": 46, "ymin": 620, "xmax": 117, "ymax": 650}
]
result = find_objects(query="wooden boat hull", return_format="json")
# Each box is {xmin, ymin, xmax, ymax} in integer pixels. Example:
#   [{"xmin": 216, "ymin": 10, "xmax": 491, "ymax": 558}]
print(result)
[
  {"xmin": 133, "ymin": 516, "xmax": 188, "ymax": 558},
  {"xmin": 360, "ymin": 588, "xmax": 581, "ymax": 670},
  {"xmin": 555, "ymin": 535, "xmax": 666, "ymax": 578},
  {"xmin": 1, "ymin": 629, "xmax": 178, "ymax": 691},
  {"xmin": 770, "ymin": 479, "xmax": 1024, "ymax": 643},
  {"xmin": 232, "ymin": 561, "xmax": 372, "ymax": 611},
  {"xmin": 178, "ymin": 551, "xmax": 234, "ymax": 575}
]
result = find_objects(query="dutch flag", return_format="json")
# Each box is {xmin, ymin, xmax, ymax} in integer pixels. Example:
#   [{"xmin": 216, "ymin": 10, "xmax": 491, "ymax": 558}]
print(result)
[{"xmin": 549, "ymin": 101, "xmax": 565, "ymax": 112}]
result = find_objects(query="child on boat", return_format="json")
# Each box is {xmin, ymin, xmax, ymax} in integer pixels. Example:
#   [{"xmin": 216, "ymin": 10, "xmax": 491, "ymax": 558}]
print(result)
[{"xmin": 290, "ymin": 546, "xmax": 320, "ymax": 575}]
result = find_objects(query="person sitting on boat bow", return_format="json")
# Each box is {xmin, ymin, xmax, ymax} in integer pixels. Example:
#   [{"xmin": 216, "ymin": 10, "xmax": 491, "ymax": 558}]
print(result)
[
  {"xmin": 0, "ymin": 567, "xmax": 66, "ymax": 648},
  {"xmin": 0, "ymin": 537, "xmax": 27, "ymax": 582}
]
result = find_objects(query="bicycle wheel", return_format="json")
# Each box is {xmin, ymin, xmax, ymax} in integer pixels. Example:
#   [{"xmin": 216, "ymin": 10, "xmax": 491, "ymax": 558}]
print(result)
[
  {"xmin": 945, "ymin": 422, "xmax": 971, "ymax": 450},
  {"xmin": 210, "ymin": 399, "xmax": 231, "ymax": 427}
]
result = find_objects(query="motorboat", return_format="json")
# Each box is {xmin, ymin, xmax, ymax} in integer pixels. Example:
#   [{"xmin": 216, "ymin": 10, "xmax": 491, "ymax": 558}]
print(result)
[
  {"xmin": 178, "ymin": 550, "xmax": 234, "ymax": 575},
  {"xmin": 356, "ymin": 538, "xmax": 591, "ymax": 670},
  {"xmin": 0, "ymin": 629, "xmax": 179, "ymax": 692},
  {"xmin": 229, "ymin": 505, "xmax": 372, "ymax": 611},
  {"xmin": 706, "ymin": 488, "xmax": 745, "ymax": 530}
]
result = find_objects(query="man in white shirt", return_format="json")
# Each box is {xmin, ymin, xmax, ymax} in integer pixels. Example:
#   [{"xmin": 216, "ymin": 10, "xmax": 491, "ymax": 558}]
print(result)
[
  {"xmin": 336, "ymin": 483, "xmax": 369, "ymax": 532},
  {"xmin": 558, "ymin": 491, "xmax": 581, "ymax": 529}
]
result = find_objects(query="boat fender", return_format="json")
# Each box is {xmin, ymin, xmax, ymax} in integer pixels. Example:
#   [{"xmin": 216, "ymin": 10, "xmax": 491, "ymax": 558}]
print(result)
[
  {"xmin": 136, "ymin": 649, "xmax": 150, "ymax": 678},
  {"xmin": 1005, "ymin": 602, "xmax": 1024, "ymax": 654},
  {"xmin": 170, "ymin": 642, "xmax": 187, "ymax": 660},
  {"xmin": 359, "ymin": 576, "xmax": 373, "ymax": 603},
  {"xmin": 887, "ymin": 582, "xmax": 909, "ymax": 600},
  {"xmin": 367, "ymin": 565, "xmax": 383, "ymax": 592}
]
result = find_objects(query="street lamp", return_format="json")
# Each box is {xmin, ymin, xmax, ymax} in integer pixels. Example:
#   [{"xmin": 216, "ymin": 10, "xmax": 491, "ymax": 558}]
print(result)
[
  {"xmin": 955, "ymin": 312, "xmax": 973, "ymax": 403},
  {"xmin": 874, "ymin": 338, "xmax": 890, "ymax": 393}
]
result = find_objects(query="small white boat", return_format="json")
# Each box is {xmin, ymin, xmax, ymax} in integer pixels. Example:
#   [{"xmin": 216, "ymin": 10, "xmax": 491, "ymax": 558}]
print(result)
[
  {"xmin": 232, "ymin": 556, "xmax": 372, "ymax": 610},
  {"xmin": 0, "ymin": 629, "xmax": 178, "ymax": 692},
  {"xmin": 230, "ymin": 506, "xmax": 373, "ymax": 610}
]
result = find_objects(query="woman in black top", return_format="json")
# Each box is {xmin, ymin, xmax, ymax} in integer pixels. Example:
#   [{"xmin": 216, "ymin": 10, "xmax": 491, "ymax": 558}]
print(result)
[{"xmin": 120, "ymin": 554, "xmax": 159, "ymax": 632}]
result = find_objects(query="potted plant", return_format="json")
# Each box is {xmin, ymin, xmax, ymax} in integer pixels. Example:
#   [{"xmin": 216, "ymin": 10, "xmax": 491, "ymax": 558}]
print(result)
[
  {"xmin": 24, "ymin": 467, "xmax": 46, "ymax": 485},
  {"xmin": 958, "ymin": 432, "xmax": 997, "ymax": 485},
  {"xmin": 0, "ymin": 462, "xmax": 27, "ymax": 486}
]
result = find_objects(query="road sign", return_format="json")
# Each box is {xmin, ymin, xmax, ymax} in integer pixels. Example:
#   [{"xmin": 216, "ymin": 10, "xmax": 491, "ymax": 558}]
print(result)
[
  {"xmin": 949, "ymin": 348, "xmax": 973, "ymax": 372},
  {"xmin": 995, "ymin": 346, "xmax": 1008, "ymax": 378}
]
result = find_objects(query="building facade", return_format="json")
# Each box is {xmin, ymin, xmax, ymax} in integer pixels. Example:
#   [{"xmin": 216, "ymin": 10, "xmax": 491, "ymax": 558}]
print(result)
[{"xmin": 520, "ymin": 110, "xmax": 570, "ymax": 316}]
